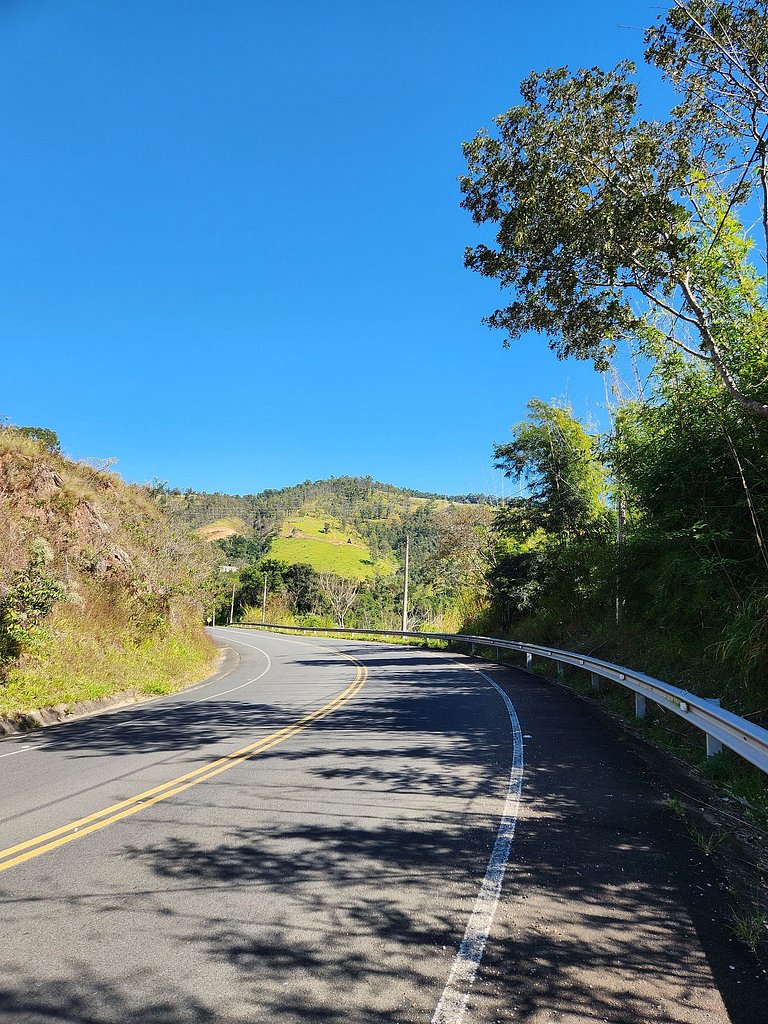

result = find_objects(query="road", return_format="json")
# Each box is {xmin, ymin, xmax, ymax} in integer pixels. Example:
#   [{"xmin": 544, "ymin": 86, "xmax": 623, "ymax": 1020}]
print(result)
[{"xmin": 0, "ymin": 628, "xmax": 764, "ymax": 1023}]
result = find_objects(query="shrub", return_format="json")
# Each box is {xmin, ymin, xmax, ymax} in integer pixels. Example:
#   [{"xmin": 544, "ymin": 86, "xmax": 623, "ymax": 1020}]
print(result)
[{"xmin": 0, "ymin": 540, "xmax": 67, "ymax": 663}]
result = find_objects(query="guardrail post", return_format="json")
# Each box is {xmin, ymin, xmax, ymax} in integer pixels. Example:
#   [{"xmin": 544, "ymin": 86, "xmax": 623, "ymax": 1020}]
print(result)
[
  {"xmin": 556, "ymin": 661, "xmax": 564, "ymax": 678},
  {"xmin": 244, "ymin": 625, "xmax": 768, "ymax": 776},
  {"xmin": 704, "ymin": 698, "xmax": 723, "ymax": 758}
]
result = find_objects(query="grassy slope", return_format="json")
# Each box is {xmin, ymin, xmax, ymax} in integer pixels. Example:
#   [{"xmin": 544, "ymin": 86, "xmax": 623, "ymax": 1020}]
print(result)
[
  {"xmin": 372, "ymin": 489, "xmax": 451, "ymax": 512},
  {"xmin": 0, "ymin": 429, "xmax": 218, "ymax": 716},
  {"xmin": 0, "ymin": 606, "xmax": 215, "ymax": 715},
  {"xmin": 269, "ymin": 508, "xmax": 396, "ymax": 579},
  {"xmin": 195, "ymin": 516, "xmax": 250, "ymax": 542}
]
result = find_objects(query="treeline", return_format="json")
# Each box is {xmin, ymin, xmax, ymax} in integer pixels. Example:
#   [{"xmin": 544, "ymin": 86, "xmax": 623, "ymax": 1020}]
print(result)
[
  {"xmin": 155, "ymin": 475, "xmax": 495, "ymax": 537},
  {"xmin": 186, "ymin": 476, "xmax": 497, "ymax": 594}
]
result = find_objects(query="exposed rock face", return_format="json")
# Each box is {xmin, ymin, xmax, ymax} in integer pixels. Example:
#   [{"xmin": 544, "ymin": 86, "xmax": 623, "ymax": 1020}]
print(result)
[
  {"xmin": 69, "ymin": 501, "xmax": 134, "ymax": 578},
  {"xmin": 0, "ymin": 453, "xmax": 138, "ymax": 583},
  {"xmin": 72, "ymin": 500, "xmax": 111, "ymax": 543},
  {"xmin": 0, "ymin": 433, "xmax": 214, "ymax": 648},
  {"xmin": 26, "ymin": 467, "xmax": 64, "ymax": 500},
  {"xmin": 0, "ymin": 460, "xmax": 63, "ymax": 500},
  {"xmin": 93, "ymin": 546, "xmax": 134, "ymax": 577}
]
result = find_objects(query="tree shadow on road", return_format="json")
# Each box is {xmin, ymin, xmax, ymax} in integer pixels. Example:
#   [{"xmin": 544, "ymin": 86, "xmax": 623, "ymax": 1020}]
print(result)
[{"xmin": 1, "ymin": 654, "xmax": 765, "ymax": 1022}]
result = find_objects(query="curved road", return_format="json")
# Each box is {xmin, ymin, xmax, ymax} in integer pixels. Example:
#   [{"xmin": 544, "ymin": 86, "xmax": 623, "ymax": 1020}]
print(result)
[{"xmin": 0, "ymin": 628, "xmax": 763, "ymax": 1023}]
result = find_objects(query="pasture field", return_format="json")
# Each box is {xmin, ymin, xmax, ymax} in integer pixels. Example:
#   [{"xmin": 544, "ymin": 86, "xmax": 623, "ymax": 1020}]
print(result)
[
  {"xmin": 280, "ymin": 512, "xmax": 367, "ymax": 547},
  {"xmin": 265, "ymin": 508, "xmax": 396, "ymax": 578},
  {"xmin": 268, "ymin": 536, "xmax": 394, "ymax": 579}
]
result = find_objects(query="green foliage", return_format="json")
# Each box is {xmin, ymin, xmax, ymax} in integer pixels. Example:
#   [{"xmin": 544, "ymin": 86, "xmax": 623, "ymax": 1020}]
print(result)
[
  {"xmin": 461, "ymin": 62, "xmax": 687, "ymax": 371},
  {"xmin": 494, "ymin": 399, "xmax": 608, "ymax": 540},
  {"xmin": 605, "ymin": 355, "xmax": 768, "ymax": 681},
  {"xmin": 216, "ymin": 532, "xmax": 269, "ymax": 563},
  {"xmin": 14, "ymin": 426, "xmax": 61, "ymax": 452},
  {"xmin": 0, "ymin": 541, "xmax": 67, "ymax": 663},
  {"xmin": 268, "ymin": 534, "xmax": 387, "ymax": 579},
  {"xmin": 482, "ymin": 361, "xmax": 768, "ymax": 696},
  {"xmin": 729, "ymin": 909, "xmax": 768, "ymax": 954},
  {"xmin": 231, "ymin": 560, "xmax": 323, "ymax": 620},
  {"xmin": 463, "ymin": 3, "xmax": 768, "ymax": 732},
  {"xmin": 461, "ymin": 2, "xmax": 768, "ymax": 419},
  {"xmin": 719, "ymin": 586, "xmax": 768, "ymax": 682},
  {"xmin": 155, "ymin": 475, "xmax": 492, "ymax": 530}
]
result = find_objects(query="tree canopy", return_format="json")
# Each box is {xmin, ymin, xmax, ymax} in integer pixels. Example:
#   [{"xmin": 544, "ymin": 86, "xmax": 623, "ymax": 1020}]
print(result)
[
  {"xmin": 494, "ymin": 400, "xmax": 606, "ymax": 540},
  {"xmin": 460, "ymin": 0, "xmax": 768, "ymax": 418}
]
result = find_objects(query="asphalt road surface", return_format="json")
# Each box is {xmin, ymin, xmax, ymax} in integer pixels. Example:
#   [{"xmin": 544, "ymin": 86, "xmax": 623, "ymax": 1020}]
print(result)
[{"xmin": 0, "ymin": 628, "xmax": 765, "ymax": 1023}]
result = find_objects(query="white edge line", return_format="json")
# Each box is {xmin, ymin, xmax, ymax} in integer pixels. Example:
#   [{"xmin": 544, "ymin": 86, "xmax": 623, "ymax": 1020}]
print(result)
[
  {"xmin": 431, "ymin": 668, "xmax": 524, "ymax": 1024},
  {"xmin": 0, "ymin": 643, "xmax": 272, "ymax": 758},
  {"xmin": 0, "ymin": 744, "xmax": 35, "ymax": 760},
  {"xmin": 91, "ymin": 640, "xmax": 272, "ymax": 720}
]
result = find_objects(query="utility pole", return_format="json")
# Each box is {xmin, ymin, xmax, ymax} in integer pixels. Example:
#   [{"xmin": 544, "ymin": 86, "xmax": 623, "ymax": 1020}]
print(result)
[
  {"xmin": 261, "ymin": 572, "xmax": 268, "ymax": 624},
  {"xmin": 401, "ymin": 534, "xmax": 410, "ymax": 633},
  {"xmin": 229, "ymin": 578, "xmax": 236, "ymax": 625}
]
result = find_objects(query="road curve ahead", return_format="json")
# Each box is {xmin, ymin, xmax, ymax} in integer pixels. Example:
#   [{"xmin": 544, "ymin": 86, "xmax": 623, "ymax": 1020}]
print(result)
[{"xmin": 0, "ymin": 628, "xmax": 764, "ymax": 1023}]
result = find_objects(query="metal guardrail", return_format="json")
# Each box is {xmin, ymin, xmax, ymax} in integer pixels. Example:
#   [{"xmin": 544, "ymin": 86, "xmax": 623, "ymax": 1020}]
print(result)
[{"xmin": 225, "ymin": 622, "xmax": 768, "ymax": 776}]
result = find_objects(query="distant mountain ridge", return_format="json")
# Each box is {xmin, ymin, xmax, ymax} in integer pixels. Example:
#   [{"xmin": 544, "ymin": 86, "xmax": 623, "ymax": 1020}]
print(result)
[
  {"xmin": 153, "ymin": 475, "xmax": 495, "ymax": 532},
  {"xmin": 155, "ymin": 475, "xmax": 497, "ymax": 580}
]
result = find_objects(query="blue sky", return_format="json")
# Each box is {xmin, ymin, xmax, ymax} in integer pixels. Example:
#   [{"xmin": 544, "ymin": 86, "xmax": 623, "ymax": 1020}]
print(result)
[{"xmin": 1, "ymin": 1, "xmax": 667, "ymax": 497}]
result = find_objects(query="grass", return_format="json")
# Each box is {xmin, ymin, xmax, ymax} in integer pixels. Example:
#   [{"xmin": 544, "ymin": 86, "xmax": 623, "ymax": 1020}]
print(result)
[
  {"xmin": 235, "ymin": 620, "xmax": 449, "ymax": 650},
  {"xmin": 0, "ymin": 599, "xmax": 217, "ymax": 717},
  {"xmin": 663, "ymin": 797, "xmax": 730, "ymax": 856},
  {"xmin": 370, "ymin": 488, "xmax": 452, "ymax": 513},
  {"xmin": 687, "ymin": 822, "xmax": 728, "ymax": 856},
  {"xmin": 195, "ymin": 517, "xmax": 250, "ymax": 541},
  {"xmin": 267, "ymin": 507, "xmax": 397, "ymax": 579},
  {"xmin": 730, "ymin": 909, "xmax": 768, "ymax": 953},
  {"xmin": 268, "ymin": 536, "xmax": 393, "ymax": 578},
  {"xmin": 281, "ymin": 513, "xmax": 365, "ymax": 546},
  {"xmin": 664, "ymin": 796, "xmax": 686, "ymax": 818},
  {"xmin": 0, "ymin": 427, "xmax": 220, "ymax": 720}
]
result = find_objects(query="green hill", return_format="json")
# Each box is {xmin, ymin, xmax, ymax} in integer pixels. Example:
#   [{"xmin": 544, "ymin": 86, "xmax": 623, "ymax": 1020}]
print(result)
[
  {"xmin": 270, "ymin": 508, "xmax": 396, "ymax": 579},
  {"xmin": 158, "ymin": 476, "xmax": 496, "ymax": 581}
]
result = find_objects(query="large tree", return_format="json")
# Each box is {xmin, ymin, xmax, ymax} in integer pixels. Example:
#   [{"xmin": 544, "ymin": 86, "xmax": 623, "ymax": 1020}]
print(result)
[
  {"xmin": 494, "ymin": 399, "xmax": 607, "ymax": 541},
  {"xmin": 460, "ymin": 1, "xmax": 768, "ymax": 419}
]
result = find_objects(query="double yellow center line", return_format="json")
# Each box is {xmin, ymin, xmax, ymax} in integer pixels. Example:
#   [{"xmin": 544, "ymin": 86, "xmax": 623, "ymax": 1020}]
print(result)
[{"xmin": 0, "ymin": 647, "xmax": 367, "ymax": 874}]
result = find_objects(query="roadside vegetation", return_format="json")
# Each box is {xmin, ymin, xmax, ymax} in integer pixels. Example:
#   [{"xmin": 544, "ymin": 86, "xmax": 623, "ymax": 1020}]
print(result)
[
  {"xmin": 0, "ymin": 425, "xmax": 219, "ymax": 719},
  {"xmin": 454, "ymin": 0, "xmax": 768, "ymax": 945},
  {"xmin": 203, "ymin": 494, "xmax": 493, "ymax": 634},
  {"xmin": 455, "ymin": 0, "xmax": 768, "ymax": 721}
]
